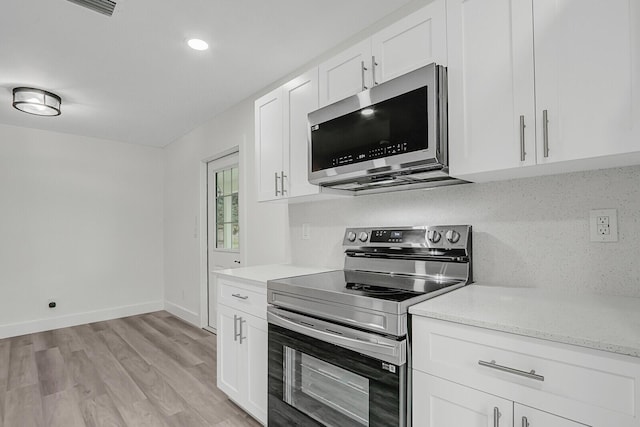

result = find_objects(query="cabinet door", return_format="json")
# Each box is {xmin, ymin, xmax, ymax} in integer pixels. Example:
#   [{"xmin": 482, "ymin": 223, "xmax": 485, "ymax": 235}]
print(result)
[
  {"xmin": 413, "ymin": 371, "xmax": 513, "ymax": 427},
  {"xmin": 240, "ymin": 313, "xmax": 268, "ymax": 424},
  {"xmin": 372, "ymin": 0, "xmax": 447, "ymax": 84},
  {"xmin": 318, "ymin": 39, "xmax": 372, "ymax": 107},
  {"xmin": 217, "ymin": 304, "xmax": 241, "ymax": 400},
  {"xmin": 514, "ymin": 404, "xmax": 590, "ymax": 427},
  {"xmin": 533, "ymin": 0, "xmax": 640, "ymax": 164},
  {"xmin": 283, "ymin": 68, "xmax": 320, "ymax": 198},
  {"xmin": 447, "ymin": 0, "xmax": 537, "ymax": 179},
  {"xmin": 255, "ymin": 87, "xmax": 284, "ymax": 201}
]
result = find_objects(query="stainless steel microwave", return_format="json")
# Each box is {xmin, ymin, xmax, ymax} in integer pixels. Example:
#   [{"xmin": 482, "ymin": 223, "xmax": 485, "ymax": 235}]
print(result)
[{"xmin": 308, "ymin": 63, "xmax": 463, "ymax": 192}]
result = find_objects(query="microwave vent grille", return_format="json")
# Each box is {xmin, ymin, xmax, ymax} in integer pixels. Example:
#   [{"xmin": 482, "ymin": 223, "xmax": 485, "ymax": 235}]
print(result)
[{"xmin": 66, "ymin": 0, "xmax": 116, "ymax": 16}]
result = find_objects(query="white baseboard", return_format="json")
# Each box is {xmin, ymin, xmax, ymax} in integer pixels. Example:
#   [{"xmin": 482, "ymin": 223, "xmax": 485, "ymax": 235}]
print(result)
[
  {"xmin": 0, "ymin": 300, "xmax": 164, "ymax": 339},
  {"xmin": 164, "ymin": 301, "xmax": 200, "ymax": 327}
]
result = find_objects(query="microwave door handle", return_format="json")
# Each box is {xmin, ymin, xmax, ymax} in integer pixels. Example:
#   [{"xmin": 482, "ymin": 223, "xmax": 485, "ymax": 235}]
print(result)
[{"xmin": 267, "ymin": 310, "xmax": 405, "ymax": 365}]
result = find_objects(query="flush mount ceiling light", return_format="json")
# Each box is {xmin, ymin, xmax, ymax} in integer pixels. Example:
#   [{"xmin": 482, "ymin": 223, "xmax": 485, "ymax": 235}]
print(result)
[
  {"xmin": 12, "ymin": 87, "xmax": 62, "ymax": 117},
  {"xmin": 187, "ymin": 38, "xmax": 209, "ymax": 51}
]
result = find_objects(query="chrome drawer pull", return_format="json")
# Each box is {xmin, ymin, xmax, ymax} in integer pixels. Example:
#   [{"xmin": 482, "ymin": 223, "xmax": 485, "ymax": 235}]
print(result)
[
  {"xmin": 231, "ymin": 293, "xmax": 249, "ymax": 300},
  {"xmin": 522, "ymin": 416, "xmax": 530, "ymax": 427},
  {"xmin": 493, "ymin": 407, "xmax": 500, "ymax": 427},
  {"xmin": 478, "ymin": 359, "xmax": 544, "ymax": 382}
]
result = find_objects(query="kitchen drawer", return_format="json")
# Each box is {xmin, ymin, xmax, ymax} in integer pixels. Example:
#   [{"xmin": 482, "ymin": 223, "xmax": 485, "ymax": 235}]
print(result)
[
  {"xmin": 412, "ymin": 316, "xmax": 640, "ymax": 426},
  {"xmin": 217, "ymin": 277, "xmax": 267, "ymax": 319}
]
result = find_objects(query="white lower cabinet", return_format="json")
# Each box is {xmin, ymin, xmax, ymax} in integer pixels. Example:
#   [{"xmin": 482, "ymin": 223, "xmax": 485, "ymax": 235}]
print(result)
[
  {"xmin": 412, "ymin": 317, "xmax": 640, "ymax": 427},
  {"xmin": 216, "ymin": 278, "xmax": 267, "ymax": 425},
  {"xmin": 515, "ymin": 404, "xmax": 589, "ymax": 427},
  {"xmin": 413, "ymin": 371, "xmax": 513, "ymax": 427}
]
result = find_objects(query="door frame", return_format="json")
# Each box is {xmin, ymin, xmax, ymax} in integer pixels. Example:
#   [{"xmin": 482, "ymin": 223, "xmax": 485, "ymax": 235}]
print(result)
[{"xmin": 199, "ymin": 145, "xmax": 245, "ymax": 330}]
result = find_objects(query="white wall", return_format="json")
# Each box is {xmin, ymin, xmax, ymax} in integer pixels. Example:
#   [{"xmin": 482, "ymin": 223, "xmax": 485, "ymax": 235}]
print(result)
[
  {"xmin": 289, "ymin": 166, "xmax": 640, "ymax": 296},
  {"xmin": 163, "ymin": 99, "xmax": 289, "ymax": 325},
  {"xmin": 0, "ymin": 123, "xmax": 164, "ymax": 338}
]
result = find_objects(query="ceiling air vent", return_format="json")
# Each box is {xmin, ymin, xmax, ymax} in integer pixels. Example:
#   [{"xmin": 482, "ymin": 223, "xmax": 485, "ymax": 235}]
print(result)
[{"xmin": 66, "ymin": 0, "xmax": 116, "ymax": 16}]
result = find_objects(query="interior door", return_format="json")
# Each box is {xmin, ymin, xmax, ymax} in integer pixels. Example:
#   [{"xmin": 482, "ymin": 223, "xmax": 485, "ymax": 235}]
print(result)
[{"xmin": 207, "ymin": 152, "xmax": 241, "ymax": 329}]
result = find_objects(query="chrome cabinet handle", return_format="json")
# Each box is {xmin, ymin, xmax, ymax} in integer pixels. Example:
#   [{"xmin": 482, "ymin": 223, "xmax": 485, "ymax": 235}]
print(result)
[
  {"xmin": 371, "ymin": 55, "xmax": 378, "ymax": 85},
  {"xmin": 239, "ymin": 317, "xmax": 246, "ymax": 344},
  {"xmin": 543, "ymin": 109, "xmax": 549, "ymax": 158},
  {"xmin": 522, "ymin": 416, "xmax": 530, "ymax": 427},
  {"xmin": 281, "ymin": 170, "xmax": 287, "ymax": 195},
  {"xmin": 231, "ymin": 293, "xmax": 248, "ymax": 300},
  {"xmin": 361, "ymin": 60, "xmax": 368, "ymax": 91},
  {"xmin": 233, "ymin": 314, "xmax": 240, "ymax": 342},
  {"xmin": 494, "ymin": 407, "xmax": 500, "ymax": 427},
  {"xmin": 274, "ymin": 172, "xmax": 280, "ymax": 196},
  {"xmin": 478, "ymin": 359, "xmax": 545, "ymax": 381},
  {"xmin": 519, "ymin": 115, "xmax": 526, "ymax": 161}
]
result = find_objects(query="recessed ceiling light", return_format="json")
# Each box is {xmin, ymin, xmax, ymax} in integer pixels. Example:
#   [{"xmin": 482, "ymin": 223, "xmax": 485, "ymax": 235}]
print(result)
[
  {"xmin": 361, "ymin": 108, "xmax": 374, "ymax": 116},
  {"xmin": 187, "ymin": 39, "xmax": 209, "ymax": 51}
]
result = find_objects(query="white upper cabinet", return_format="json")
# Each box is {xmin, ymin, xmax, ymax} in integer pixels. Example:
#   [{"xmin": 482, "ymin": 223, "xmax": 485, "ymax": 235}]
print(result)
[
  {"xmin": 533, "ymin": 0, "xmax": 640, "ymax": 164},
  {"xmin": 371, "ymin": 0, "xmax": 447, "ymax": 84},
  {"xmin": 449, "ymin": 0, "xmax": 640, "ymax": 181},
  {"xmin": 254, "ymin": 88, "xmax": 284, "ymax": 201},
  {"xmin": 283, "ymin": 69, "xmax": 321, "ymax": 198},
  {"xmin": 447, "ymin": 0, "xmax": 537, "ymax": 175},
  {"xmin": 318, "ymin": 0, "xmax": 448, "ymax": 108},
  {"xmin": 255, "ymin": 68, "xmax": 327, "ymax": 202},
  {"xmin": 318, "ymin": 39, "xmax": 372, "ymax": 108}
]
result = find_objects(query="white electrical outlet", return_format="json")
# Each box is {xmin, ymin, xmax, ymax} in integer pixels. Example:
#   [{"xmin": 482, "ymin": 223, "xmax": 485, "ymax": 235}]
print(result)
[
  {"xmin": 302, "ymin": 223, "xmax": 311, "ymax": 240},
  {"xmin": 589, "ymin": 209, "xmax": 618, "ymax": 242}
]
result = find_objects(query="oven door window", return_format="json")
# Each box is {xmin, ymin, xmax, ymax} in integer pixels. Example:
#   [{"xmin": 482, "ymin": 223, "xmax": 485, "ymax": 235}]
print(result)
[{"xmin": 283, "ymin": 346, "xmax": 370, "ymax": 427}]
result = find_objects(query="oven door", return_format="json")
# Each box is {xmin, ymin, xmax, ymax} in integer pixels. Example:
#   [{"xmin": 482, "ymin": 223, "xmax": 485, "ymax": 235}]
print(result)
[{"xmin": 267, "ymin": 306, "xmax": 407, "ymax": 427}]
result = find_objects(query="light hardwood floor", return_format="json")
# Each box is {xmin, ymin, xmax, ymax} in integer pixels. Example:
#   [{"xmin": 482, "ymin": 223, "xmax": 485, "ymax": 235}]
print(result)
[{"xmin": 0, "ymin": 311, "xmax": 261, "ymax": 427}]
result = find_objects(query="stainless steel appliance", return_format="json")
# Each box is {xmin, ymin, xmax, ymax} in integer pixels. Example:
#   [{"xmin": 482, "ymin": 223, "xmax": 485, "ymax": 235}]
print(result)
[
  {"xmin": 308, "ymin": 64, "xmax": 466, "ymax": 193},
  {"xmin": 267, "ymin": 225, "xmax": 472, "ymax": 426}
]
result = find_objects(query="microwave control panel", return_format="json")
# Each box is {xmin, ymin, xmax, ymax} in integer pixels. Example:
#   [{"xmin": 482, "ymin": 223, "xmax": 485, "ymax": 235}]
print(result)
[{"xmin": 331, "ymin": 142, "xmax": 409, "ymax": 167}]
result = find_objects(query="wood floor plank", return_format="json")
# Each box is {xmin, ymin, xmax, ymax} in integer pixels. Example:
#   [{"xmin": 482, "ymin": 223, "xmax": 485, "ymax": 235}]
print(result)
[
  {"xmin": 100, "ymin": 329, "xmax": 186, "ymax": 417},
  {"xmin": 77, "ymin": 392, "xmax": 126, "ymax": 427},
  {"xmin": 1, "ymin": 312, "xmax": 255, "ymax": 427},
  {"xmin": 7, "ymin": 344, "xmax": 38, "ymax": 390},
  {"xmin": 161, "ymin": 317, "xmax": 212, "ymax": 340},
  {"xmin": 35, "ymin": 347, "xmax": 70, "ymax": 396},
  {"xmin": 31, "ymin": 331, "xmax": 56, "ymax": 352},
  {"xmin": 4, "ymin": 384, "xmax": 44, "ymax": 427},
  {"xmin": 108, "ymin": 319, "xmax": 231, "ymax": 424},
  {"xmin": 42, "ymin": 389, "xmax": 86, "ymax": 427},
  {"xmin": 139, "ymin": 314, "xmax": 178, "ymax": 337},
  {"xmin": 170, "ymin": 331, "xmax": 215, "ymax": 366},
  {"xmin": 115, "ymin": 398, "xmax": 173, "ymax": 427},
  {"xmin": 121, "ymin": 316, "xmax": 204, "ymax": 367},
  {"xmin": 67, "ymin": 350, "xmax": 106, "ymax": 400},
  {"xmin": 185, "ymin": 362, "xmax": 217, "ymax": 392}
]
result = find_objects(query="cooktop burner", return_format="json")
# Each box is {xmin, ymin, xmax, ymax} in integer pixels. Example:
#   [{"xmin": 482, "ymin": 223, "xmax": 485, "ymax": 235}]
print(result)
[{"xmin": 345, "ymin": 282, "xmax": 421, "ymax": 301}]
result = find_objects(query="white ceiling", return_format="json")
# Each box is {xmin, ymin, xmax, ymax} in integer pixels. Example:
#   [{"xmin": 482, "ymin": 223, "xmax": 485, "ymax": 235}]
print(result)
[{"xmin": 0, "ymin": 0, "xmax": 414, "ymax": 147}]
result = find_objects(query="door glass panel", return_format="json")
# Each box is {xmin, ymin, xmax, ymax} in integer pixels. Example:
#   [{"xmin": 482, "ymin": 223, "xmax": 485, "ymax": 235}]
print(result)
[
  {"xmin": 214, "ymin": 165, "xmax": 239, "ymax": 250},
  {"xmin": 283, "ymin": 347, "xmax": 369, "ymax": 427}
]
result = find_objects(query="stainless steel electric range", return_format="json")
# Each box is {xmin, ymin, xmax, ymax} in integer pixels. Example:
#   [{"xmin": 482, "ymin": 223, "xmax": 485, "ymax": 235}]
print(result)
[{"xmin": 266, "ymin": 225, "xmax": 472, "ymax": 427}]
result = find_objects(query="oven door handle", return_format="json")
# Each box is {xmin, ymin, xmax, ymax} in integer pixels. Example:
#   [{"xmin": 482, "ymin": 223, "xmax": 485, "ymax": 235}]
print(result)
[{"xmin": 268, "ymin": 308, "xmax": 406, "ymax": 366}]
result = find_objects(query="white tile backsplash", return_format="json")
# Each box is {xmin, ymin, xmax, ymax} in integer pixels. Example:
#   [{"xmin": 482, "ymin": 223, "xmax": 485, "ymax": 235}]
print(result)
[{"xmin": 288, "ymin": 166, "xmax": 640, "ymax": 296}]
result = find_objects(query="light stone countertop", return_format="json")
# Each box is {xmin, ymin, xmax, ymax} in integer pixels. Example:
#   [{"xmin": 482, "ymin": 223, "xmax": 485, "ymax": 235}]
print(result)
[
  {"xmin": 212, "ymin": 264, "xmax": 336, "ymax": 286},
  {"xmin": 409, "ymin": 284, "xmax": 640, "ymax": 358}
]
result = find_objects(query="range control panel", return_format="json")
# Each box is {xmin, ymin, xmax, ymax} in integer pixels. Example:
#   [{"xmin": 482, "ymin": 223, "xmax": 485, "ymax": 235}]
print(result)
[{"xmin": 343, "ymin": 225, "xmax": 471, "ymax": 249}]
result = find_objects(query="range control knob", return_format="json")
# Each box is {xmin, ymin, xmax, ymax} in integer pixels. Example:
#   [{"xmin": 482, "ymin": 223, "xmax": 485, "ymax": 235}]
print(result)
[
  {"xmin": 358, "ymin": 231, "xmax": 369, "ymax": 242},
  {"xmin": 445, "ymin": 229, "xmax": 461, "ymax": 244},
  {"xmin": 427, "ymin": 230, "xmax": 441, "ymax": 243},
  {"xmin": 346, "ymin": 231, "xmax": 357, "ymax": 242}
]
